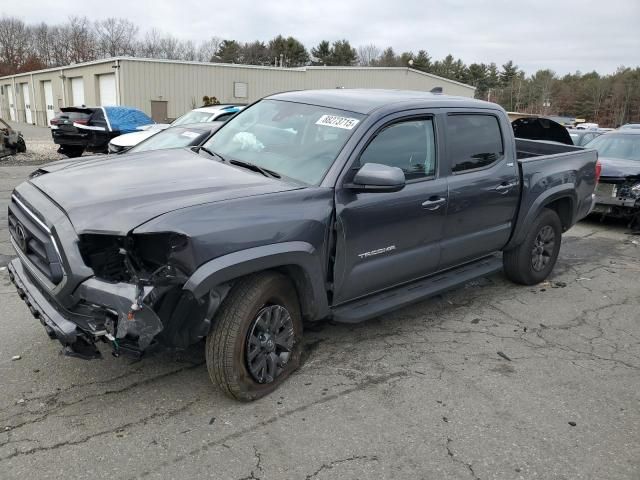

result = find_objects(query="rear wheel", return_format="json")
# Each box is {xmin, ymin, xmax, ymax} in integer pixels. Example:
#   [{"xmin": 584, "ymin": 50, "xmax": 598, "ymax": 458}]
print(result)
[
  {"xmin": 503, "ymin": 208, "xmax": 562, "ymax": 285},
  {"xmin": 62, "ymin": 146, "xmax": 84, "ymax": 158},
  {"xmin": 205, "ymin": 272, "xmax": 303, "ymax": 401}
]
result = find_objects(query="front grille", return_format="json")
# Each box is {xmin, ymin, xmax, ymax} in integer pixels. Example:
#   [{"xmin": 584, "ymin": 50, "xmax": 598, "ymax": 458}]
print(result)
[{"xmin": 8, "ymin": 199, "xmax": 64, "ymax": 285}]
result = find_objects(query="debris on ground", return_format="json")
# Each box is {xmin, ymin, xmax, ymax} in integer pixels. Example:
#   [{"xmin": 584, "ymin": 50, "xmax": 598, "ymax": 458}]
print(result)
[
  {"xmin": 568, "ymin": 421, "xmax": 577, "ymax": 427},
  {"xmin": 11, "ymin": 355, "xmax": 21, "ymax": 361},
  {"xmin": 16, "ymin": 399, "xmax": 25, "ymax": 405},
  {"xmin": 551, "ymin": 281, "xmax": 567, "ymax": 288},
  {"xmin": 497, "ymin": 351, "xmax": 512, "ymax": 361}
]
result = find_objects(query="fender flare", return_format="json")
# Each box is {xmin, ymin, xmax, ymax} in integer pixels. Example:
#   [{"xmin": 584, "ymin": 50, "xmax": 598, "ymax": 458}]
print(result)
[
  {"xmin": 183, "ymin": 241, "xmax": 330, "ymax": 319},
  {"xmin": 505, "ymin": 185, "xmax": 577, "ymax": 250}
]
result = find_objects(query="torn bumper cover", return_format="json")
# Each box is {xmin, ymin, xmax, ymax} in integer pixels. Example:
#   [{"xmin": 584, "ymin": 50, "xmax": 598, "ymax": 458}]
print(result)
[
  {"xmin": 593, "ymin": 180, "xmax": 640, "ymax": 217},
  {"xmin": 8, "ymin": 257, "xmax": 164, "ymax": 359}
]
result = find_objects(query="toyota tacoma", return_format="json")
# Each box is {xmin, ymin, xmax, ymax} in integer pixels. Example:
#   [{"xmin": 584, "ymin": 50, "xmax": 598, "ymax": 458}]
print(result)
[{"xmin": 7, "ymin": 89, "xmax": 598, "ymax": 400}]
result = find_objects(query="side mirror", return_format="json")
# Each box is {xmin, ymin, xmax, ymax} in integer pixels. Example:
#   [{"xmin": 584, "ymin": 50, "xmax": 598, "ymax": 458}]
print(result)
[{"xmin": 347, "ymin": 163, "xmax": 406, "ymax": 192}]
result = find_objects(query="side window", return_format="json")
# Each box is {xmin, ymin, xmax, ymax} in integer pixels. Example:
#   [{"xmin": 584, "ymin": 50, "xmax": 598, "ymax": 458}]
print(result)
[
  {"xmin": 447, "ymin": 114, "xmax": 504, "ymax": 173},
  {"xmin": 359, "ymin": 118, "xmax": 436, "ymax": 181}
]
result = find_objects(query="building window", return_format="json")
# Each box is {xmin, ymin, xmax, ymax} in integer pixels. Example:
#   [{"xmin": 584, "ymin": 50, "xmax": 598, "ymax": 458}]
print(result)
[{"xmin": 234, "ymin": 82, "xmax": 248, "ymax": 99}]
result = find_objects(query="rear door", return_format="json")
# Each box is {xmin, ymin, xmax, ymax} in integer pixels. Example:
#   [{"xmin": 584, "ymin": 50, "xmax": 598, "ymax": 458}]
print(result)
[
  {"xmin": 333, "ymin": 112, "xmax": 448, "ymax": 304},
  {"xmin": 439, "ymin": 111, "xmax": 519, "ymax": 267}
]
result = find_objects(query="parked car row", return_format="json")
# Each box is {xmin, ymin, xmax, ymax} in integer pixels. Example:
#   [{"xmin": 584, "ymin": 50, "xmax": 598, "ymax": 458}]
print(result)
[
  {"xmin": 50, "ymin": 104, "xmax": 243, "ymax": 157},
  {"xmin": 108, "ymin": 105, "xmax": 243, "ymax": 153}
]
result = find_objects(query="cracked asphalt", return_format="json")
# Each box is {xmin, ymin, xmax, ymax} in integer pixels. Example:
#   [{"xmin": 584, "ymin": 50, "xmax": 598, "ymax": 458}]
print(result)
[{"xmin": 1, "ymin": 165, "xmax": 639, "ymax": 479}]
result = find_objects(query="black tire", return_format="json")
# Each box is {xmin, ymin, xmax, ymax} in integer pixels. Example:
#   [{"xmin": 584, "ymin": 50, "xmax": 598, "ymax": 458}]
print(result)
[
  {"xmin": 205, "ymin": 272, "xmax": 303, "ymax": 401},
  {"xmin": 503, "ymin": 208, "xmax": 562, "ymax": 285},
  {"xmin": 63, "ymin": 146, "xmax": 84, "ymax": 158},
  {"xmin": 16, "ymin": 136, "xmax": 26, "ymax": 153}
]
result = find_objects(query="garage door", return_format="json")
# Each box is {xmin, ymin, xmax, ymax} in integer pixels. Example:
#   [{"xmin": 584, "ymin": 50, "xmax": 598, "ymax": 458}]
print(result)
[
  {"xmin": 21, "ymin": 83, "xmax": 32, "ymax": 124},
  {"xmin": 43, "ymin": 81, "xmax": 55, "ymax": 124},
  {"xmin": 7, "ymin": 85, "xmax": 16, "ymax": 121},
  {"xmin": 71, "ymin": 77, "xmax": 85, "ymax": 106},
  {"xmin": 98, "ymin": 73, "xmax": 117, "ymax": 106}
]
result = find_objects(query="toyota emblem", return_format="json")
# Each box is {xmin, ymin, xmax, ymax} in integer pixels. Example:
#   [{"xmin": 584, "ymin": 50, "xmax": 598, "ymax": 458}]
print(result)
[{"xmin": 15, "ymin": 223, "xmax": 28, "ymax": 252}]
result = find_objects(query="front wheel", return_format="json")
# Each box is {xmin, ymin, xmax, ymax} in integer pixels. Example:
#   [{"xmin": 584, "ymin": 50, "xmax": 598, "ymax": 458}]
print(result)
[
  {"xmin": 205, "ymin": 272, "xmax": 303, "ymax": 401},
  {"xmin": 503, "ymin": 208, "xmax": 562, "ymax": 285}
]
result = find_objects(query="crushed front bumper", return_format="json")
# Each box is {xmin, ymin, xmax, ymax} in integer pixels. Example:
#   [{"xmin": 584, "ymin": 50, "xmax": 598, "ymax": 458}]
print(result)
[{"xmin": 8, "ymin": 257, "xmax": 164, "ymax": 359}]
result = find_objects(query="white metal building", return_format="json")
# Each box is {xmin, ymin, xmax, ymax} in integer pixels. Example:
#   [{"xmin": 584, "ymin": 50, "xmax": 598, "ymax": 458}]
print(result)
[{"xmin": 0, "ymin": 57, "xmax": 476, "ymax": 126}]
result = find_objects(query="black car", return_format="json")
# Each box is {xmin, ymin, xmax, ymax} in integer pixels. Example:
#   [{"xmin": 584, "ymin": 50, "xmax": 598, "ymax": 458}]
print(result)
[
  {"xmin": 567, "ymin": 128, "xmax": 603, "ymax": 146},
  {"xmin": 587, "ymin": 130, "xmax": 640, "ymax": 227},
  {"xmin": 51, "ymin": 106, "xmax": 154, "ymax": 158}
]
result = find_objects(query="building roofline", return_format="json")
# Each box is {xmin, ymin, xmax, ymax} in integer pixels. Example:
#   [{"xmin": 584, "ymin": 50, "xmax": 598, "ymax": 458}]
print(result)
[{"xmin": 0, "ymin": 56, "xmax": 475, "ymax": 90}]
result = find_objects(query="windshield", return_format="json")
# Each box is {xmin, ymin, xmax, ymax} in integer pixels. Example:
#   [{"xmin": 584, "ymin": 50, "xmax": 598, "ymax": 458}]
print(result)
[
  {"xmin": 173, "ymin": 111, "xmax": 218, "ymax": 126},
  {"xmin": 585, "ymin": 134, "xmax": 640, "ymax": 161},
  {"xmin": 129, "ymin": 127, "xmax": 208, "ymax": 153},
  {"xmin": 203, "ymin": 99, "xmax": 364, "ymax": 184}
]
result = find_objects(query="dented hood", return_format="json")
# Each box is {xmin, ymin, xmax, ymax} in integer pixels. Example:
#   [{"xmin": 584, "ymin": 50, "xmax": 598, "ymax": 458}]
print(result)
[
  {"xmin": 599, "ymin": 156, "xmax": 640, "ymax": 179},
  {"xmin": 30, "ymin": 148, "xmax": 299, "ymax": 235}
]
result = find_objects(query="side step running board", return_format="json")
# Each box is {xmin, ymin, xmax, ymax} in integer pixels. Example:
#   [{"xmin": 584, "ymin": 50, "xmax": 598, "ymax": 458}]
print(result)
[{"xmin": 332, "ymin": 255, "xmax": 503, "ymax": 323}]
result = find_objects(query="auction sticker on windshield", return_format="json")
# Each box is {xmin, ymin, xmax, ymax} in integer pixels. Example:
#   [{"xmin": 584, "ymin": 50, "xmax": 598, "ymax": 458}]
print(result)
[{"xmin": 316, "ymin": 115, "xmax": 360, "ymax": 130}]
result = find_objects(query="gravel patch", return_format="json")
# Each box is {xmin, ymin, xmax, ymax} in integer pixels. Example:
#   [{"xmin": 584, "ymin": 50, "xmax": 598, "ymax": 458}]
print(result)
[{"xmin": 0, "ymin": 139, "xmax": 66, "ymax": 166}]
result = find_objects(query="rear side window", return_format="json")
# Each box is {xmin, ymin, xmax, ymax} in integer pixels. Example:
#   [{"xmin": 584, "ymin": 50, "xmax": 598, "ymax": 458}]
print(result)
[
  {"xmin": 447, "ymin": 114, "xmax": 504, "ymax": 173},
  {"xmin": 359, "ymin": 118, "xmax": 436, "ymax": 180}
]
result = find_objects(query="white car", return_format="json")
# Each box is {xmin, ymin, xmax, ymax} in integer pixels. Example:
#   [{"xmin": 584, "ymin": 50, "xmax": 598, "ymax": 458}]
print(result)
[{"xmin": 108, "ymin": 105, "xmax": 243, "ymax": 153}]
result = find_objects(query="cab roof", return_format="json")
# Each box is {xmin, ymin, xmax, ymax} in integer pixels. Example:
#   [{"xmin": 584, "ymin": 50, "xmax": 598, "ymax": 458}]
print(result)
[{"xmin": 267, "ymin": 89, "xmax": 497, "ymax": 115}]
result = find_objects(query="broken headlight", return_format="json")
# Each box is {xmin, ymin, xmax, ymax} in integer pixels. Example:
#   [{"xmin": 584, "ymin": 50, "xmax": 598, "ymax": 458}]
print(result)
[{"xmin": 78, "ymin": 232, "xmax": 191, "ymax": 284}]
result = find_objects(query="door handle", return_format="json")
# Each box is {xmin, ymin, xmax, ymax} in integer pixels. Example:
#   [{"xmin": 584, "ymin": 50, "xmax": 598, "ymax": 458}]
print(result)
[
  {"xmin": 494, "ymin": 182, "xmax": 518, "ymax": 193},
  {"xmin": 421, "ymin": 197, "xmax": 446, "ymax": 210}
]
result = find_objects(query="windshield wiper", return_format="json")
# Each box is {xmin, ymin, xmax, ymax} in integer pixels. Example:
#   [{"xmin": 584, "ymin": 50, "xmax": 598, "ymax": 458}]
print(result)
[
  {"xmin": 192, "ymin": 145, "xmax": 226, "ymax": 162},
  {"xmin": 229, "ymin": 159, "xmax": 281, "ymax": 179}
]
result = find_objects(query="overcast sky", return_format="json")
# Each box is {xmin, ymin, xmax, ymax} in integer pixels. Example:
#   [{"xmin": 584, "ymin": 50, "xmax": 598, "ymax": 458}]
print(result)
[{"xmin": 17, "ymin": 0, "xmax": 640, "ymax": 75}]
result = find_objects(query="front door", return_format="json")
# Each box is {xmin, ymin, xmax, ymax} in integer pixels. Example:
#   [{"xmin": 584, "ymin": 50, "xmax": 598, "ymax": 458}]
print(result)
[
  {"xmin": 150, "ymin": 100, "xmax": 168, "ymax": 122},
  {"xmin": 333, "ymin": 115, "xmax": 448, "ymax": 304},
  {"xmin": 439, "ymin": 112, "xmax": 519, "ymax": 267}
]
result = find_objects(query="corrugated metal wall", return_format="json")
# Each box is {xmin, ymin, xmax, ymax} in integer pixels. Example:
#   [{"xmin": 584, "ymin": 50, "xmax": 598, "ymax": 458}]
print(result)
[
  {"xmin": 119, "ymin": 60, "xmax": 306, "ymax": 119},
  {"xmin": 1, "ymin": 58, "xmax": 475, "ymax": 125}
]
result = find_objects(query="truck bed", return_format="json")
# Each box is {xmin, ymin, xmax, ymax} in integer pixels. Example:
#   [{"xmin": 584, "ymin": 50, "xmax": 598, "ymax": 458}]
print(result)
[
  {"xmin": 507, "ymin": 138, "xmax": 598, "ymax": 250},
  {"xmin": 515, "ymin": 138, "xmax": 586, "ymax": 160}
]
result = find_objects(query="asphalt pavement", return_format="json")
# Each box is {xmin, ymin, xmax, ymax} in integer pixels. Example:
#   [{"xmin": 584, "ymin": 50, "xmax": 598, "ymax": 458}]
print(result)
[{"xmin": 0, "ymin": 165, "xmax": 638, "ymax": 479}]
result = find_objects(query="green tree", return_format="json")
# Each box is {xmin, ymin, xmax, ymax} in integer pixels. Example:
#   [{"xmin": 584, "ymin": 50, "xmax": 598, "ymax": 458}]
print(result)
[
  {"xmin": 311, "ymin": 40, "xmax": 331, "ymax": 65},
  {"xmin": 377, "ymin": 47, "xmax": 398, "ymax": 67},
  {"xmin": 412, "ymin": 50, "xmax": 431, "ymax": 72},
  {"xmin": 330, "ymin": 39, "xmax": 357, "ymax": 66},
  {"xmin": 268, "ymin": 35, "xmax": 309, "ymax": 67},
  {"xmin": 216, "ymin": 39, "xmax": 242, "ymax": 63}
]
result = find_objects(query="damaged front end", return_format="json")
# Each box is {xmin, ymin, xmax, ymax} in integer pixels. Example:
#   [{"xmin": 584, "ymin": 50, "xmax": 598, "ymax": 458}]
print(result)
[
  {"xmin": 593, "ymin": 175, "xmax": 640, "ymax": 229},
  {"xmin": 8, "ymin": 193, "xmax": 225, "ymax": 360}
]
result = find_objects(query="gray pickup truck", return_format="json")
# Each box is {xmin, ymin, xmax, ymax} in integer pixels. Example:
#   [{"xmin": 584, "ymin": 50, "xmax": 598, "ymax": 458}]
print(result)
[{"xmin": 7, "ymin": 90, "xmax": 598, "ymax": 400}]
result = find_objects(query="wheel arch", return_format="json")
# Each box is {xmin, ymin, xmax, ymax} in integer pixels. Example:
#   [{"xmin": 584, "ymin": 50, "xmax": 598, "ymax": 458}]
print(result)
[
  {"xmin": 183, "ymin": 241, "xmax": 330, "ymax": 321},
  {"xmin": 505, "ymin": 186, "xmax": 577, "ymax": 250}
]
